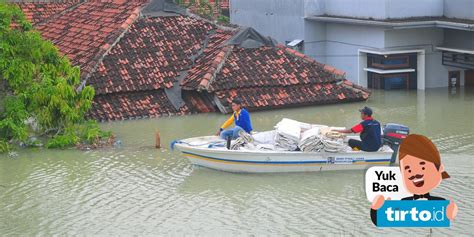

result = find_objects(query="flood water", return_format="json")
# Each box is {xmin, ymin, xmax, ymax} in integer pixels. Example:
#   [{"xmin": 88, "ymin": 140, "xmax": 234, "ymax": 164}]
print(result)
[{"xmin": 1, "ymin": 88, "xmax": 473, "ymax": 236}]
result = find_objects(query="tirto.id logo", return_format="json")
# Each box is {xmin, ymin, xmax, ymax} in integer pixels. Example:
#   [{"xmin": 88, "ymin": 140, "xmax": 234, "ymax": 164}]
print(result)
[{"xmin": 377, "ymin": 200, "xmax": 450, "ymax": 227}]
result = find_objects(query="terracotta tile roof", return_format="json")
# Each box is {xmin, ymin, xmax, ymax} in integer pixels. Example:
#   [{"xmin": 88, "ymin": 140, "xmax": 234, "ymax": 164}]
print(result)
[
  {"xmin": 16, "ymin": 1, "xmax": 80, "ymax": 25},
  {"xmin": 88, "ymin": 16, "xmax": 215, "ymax": 95},
  {"xmin": 181, "ymin": 29, "xmax": 234, "ymax": 91},
  {"xmin": 88, "ymin": 90, "xmax": 189, "ymax": 121},
  {"xmin": 182, "ymin": 33, "xmax": 369, "ymax": 113},
  {"xmin": 181, "ymin": 38, "xmax": 344, "ymax": 91},
  {"xmin": 25, "ymin": 1, "xmax": 369, "ymax": 121},
  {"xmin": 35, "ymin": 0, "xmax": 147, "ymax": 78},
  {"xmin": 214, "ymin": 83, "xmax": 368, "ymax": 111},
  {"xmin": 210, "ymin": 47, "xmax": 341, "ymax": 91}
]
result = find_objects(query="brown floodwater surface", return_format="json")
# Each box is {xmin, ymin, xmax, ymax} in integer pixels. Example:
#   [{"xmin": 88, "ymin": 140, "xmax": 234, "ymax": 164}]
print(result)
[{"xmin": 1, "ymin": 88, "xmax": 473, "ymax": 235}]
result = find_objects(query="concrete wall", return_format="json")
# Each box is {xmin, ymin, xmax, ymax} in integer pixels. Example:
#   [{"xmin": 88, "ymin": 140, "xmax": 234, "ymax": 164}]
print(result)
[
  {"xmin": 386, "ymin": 0, "xmax": 444, "ymax": 18},
  {"xmin": 324, "ymin": 23, "xmax": 386, "ymax": 83},
  {"xmin": 230, "ymin": 0, "xmax": 305, "ymax": 43},
  {"xmin": 444, "ymin": 29, "xmax": 474, "ymax": 50},
  {"xmin": 323, "ymin": 0, "xmax": 387, "ymax": 19},
  {"xmin": 444, "ymin": 0, "xmax": 474, "ymax": 20},
  {"xmin": 385, "ymin": 28, "xmax": 447, "ymax": 88},
  {"xmin": 384, "ymin": 28, "xmax": 444, "ymax": 48},
  {"xmin": 303, "ymin": 21, "xmax": 326, "ymax": 63},
  {"xmin": 317, "ymin": 0, "xmax": 444, "ymax": 19},
  {"xmin": 303, "ymin": 0, "xmax": 325, "ymax": 16},
  {"xmin": 230, "ymin": 0, "xmax": 473, "ymax": 45}
]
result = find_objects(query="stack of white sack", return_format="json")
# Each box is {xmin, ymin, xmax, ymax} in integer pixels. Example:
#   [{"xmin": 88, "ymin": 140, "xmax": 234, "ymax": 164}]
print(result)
[
  {"xmin": 274, "ymin": 119, "xmax": 303, "ymax": 150},
  {"xmin": 277, "ymin": 118, "xmax": 312, "ymax": 131},
  {"xmin": 298, "ymin": 127, "xmax": 324, "ymax": 152},
  {"xmin": 230, "ymin": 130, "xmax": 255, "ymax": 150},
  {"xmin": 252, "ymin": 130, "xmax": 277, "ymax": 150},
  {"xmin": 299, "ymin": 126, "xmax": 347, "ymax": 153}
]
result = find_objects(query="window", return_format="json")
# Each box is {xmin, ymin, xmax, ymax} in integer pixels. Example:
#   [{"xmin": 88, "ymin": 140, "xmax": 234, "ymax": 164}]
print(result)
[
  {"xmin": 368, "ymin": 54, "xmax": 410, "ymax": 69},
  {"xmin": 368, "ymin": 73, "xmax": 416, "ymax": 90}
]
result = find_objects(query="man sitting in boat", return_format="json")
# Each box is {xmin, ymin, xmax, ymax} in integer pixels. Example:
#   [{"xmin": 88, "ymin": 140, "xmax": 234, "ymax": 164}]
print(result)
[
  {"xmin": 217, "ymin": 98, "xmax": 253, "ymax": 140},
  {"xmin": 334, "ymin": 106, "xmax": 382, "ymax": 152}
]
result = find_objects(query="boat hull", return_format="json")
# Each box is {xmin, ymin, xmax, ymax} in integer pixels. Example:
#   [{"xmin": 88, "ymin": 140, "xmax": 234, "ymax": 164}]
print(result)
[{"xmin": 175, "ymin": 137, "xmax": 394, "ymax": 173}]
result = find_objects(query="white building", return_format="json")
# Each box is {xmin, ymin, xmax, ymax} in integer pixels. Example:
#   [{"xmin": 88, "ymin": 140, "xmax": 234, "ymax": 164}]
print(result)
[{"xmin": 230, "ymin": 0, "xmax": 474, "ymax": 89}]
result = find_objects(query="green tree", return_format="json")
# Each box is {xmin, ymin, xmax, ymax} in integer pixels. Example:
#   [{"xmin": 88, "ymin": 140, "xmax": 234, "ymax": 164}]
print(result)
[{"xmin": 0, "ymin": 3, "xmax": 111, "ymax": 152}]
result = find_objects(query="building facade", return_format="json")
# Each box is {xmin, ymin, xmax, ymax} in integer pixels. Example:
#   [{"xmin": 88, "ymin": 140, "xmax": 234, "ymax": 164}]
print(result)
[{"xmin": 230, "ymin": 0, "xmax": 474, "ymax": 89}]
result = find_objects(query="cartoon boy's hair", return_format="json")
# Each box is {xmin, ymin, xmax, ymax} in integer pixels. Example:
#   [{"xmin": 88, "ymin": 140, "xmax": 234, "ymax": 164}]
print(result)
[{"xmin": 399, "ymin": 134, "xmax": 450, "ymax": 179}]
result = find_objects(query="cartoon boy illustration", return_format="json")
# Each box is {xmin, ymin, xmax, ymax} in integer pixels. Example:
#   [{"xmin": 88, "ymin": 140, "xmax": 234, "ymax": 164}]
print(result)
[{"xmin": 370, "ymin": 134, "xmax": 458, "ymax": 225}]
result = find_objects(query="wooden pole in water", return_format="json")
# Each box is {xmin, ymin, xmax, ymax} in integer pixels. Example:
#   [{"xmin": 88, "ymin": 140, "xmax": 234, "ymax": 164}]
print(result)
[{"xmin": 155, "ymin": 129, "xmax": 161, "ymax": 148}]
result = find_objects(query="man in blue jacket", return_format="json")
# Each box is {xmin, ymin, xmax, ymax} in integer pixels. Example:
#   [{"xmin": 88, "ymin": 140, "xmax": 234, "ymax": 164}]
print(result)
[
  {"xmin": 335, "ymin": 106, "xmax": 382, "ymax": 152},
  {"xmin": 217, "ymin": 98, "xmax": 253, "ymax": 140}
]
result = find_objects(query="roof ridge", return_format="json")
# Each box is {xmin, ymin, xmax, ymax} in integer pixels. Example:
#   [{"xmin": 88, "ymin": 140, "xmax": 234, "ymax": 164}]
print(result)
[
  {"xmin": 81, "ymin": 4, "xmax": 145, "ymax": 88},
  {"xmin": 277, "ymin": 44, "xmax": 346, "ymax": 80},
  {"xmin": 198, "ymin": 45, "xmax": 233, "ymax": 91},
  {"xmin": 276, "ymin": 45, "xmax": 322, "ymax": 65}
]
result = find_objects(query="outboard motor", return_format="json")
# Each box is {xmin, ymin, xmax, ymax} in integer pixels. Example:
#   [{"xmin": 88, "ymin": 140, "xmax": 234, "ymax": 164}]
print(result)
[{"xmin": 382, "ymin": 123, "xmax": 409, "ymax": 164}]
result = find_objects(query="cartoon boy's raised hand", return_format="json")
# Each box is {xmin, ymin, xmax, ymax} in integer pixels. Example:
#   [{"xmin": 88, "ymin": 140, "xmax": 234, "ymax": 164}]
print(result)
[
  {"xmin": 371, "ymin": 194, "xmax": 390, "ymax": 210},
  {"xmin": 447, "ymin": 198, "xmax": 458, "ymax": 220}
]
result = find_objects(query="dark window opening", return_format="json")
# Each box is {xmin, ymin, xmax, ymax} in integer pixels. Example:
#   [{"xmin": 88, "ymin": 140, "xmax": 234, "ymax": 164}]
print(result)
[
  {"xmin": 442, "ymin": 52, "xmax": 474, "ymax": 70},
  {"xmin": 367, "ymin": 53, "xmax": 415, "ymax": 69},
  {"xmin": 368, "ymin": 73, "xmax": 417, "ymax": 90}
]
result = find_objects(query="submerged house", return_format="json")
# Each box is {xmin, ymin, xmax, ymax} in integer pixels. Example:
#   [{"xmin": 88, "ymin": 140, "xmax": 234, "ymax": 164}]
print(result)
[
  {"xmin": 15, "ymin": 0, "xmax": 370, "ymax": 121},
  {"xmin": 230, "ymin": 0, "xmax": 474, "ymax": 90}
]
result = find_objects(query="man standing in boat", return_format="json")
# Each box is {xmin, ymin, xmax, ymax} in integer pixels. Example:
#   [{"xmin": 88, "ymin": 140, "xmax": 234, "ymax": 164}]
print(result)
[
  {"xmin": 217, "ymin": 98, "xmax": 253, "ymax": 140},
  {"xmin": 334, "ymin": 106, "xmax": 382, "ymax": 152}
]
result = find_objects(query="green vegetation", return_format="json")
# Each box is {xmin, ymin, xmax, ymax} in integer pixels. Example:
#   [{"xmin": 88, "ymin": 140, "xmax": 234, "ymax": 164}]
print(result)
[
  {"xmin": 194, "ymin": 0, "xmax": 213, "ymax": 17},
  {"xmin": 217, "ymin": 15, "xmax": 229, "ymax": 24},
  {"xmin": 175, "ymin": 0, "xmax": 196, "ymax": 8},
  {"xmin": 0, "ymin": 4, "xmax": 112, "ymax": 152},
  {"xmin": 175, "ymin": 0, "xmax": 228, "ymax": 22}
]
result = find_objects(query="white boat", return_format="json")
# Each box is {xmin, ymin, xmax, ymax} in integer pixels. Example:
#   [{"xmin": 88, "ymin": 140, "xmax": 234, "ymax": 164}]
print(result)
[{"xmin": 173, "ymin": 133, "xmax": 395, "ymax": 173}]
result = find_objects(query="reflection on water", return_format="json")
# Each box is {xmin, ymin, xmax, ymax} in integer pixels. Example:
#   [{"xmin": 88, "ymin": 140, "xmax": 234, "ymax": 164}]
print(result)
[{"xmin": 0, "ymin": 88, "xmax": 473, "ymax": 235}]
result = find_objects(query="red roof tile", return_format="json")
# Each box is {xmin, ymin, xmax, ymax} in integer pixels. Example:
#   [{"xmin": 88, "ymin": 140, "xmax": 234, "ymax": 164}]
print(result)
[
  {"xmin": 35, "ymin": 0, "xmax": 147, "ymax": 78},
  {"xmin": 214, "ymin": 83, "xmax": 368, "ymax": 112},
  {"xmin": 182, "ymin": 38, "xmax": 345, "ymax": 92},
  {"xmin": 181, "ymin": 29, "xmax": 234, "ymax": 90},
  {"xmin": 87, "ymin": 90, "xmax": 189, "ymax": 121},
  {"xmin": 88, "ymin": 16, "xmax": 215, "ymax": 95},
  {"xmin": 181, "ymin": 30, "xmax": 370, "ymax": 113},
  {"xmin": 208, "ymin": 47, "xmax": 342, "ymax": 91},
  {"xmin": 16, "ymin": 1, "xmax": 80, "ymax": 25},
  {"xmin": 26, "ymin": 2, "xmax": 369, "ymax": 121}
]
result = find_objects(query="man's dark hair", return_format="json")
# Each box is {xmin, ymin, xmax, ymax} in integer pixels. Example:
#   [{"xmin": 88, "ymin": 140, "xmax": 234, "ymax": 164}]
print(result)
[
  {"xmin": 232, "ymin": 98, "xmax": 242, "ymax": 105},
  {"xmin": 359, "ymin": 106, "xmax": 373, "ymax": 116}
]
